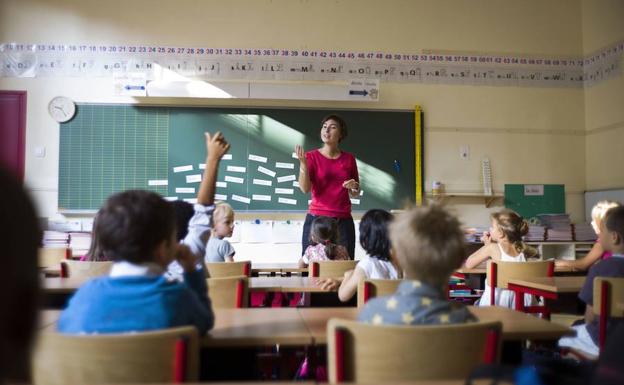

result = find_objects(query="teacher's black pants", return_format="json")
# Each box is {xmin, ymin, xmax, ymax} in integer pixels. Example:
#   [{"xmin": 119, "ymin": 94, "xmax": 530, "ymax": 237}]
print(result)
[{"xmin": 301, "ymin": 213, "xmax": 356, "ymax": 260}]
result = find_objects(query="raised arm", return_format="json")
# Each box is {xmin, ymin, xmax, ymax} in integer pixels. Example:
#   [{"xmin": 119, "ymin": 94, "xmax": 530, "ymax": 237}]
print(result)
[
  {"xmin": 295, "ymin": 145, "xmax": 311, "ymax": 193},
  {"xmin": 198, "ymin": 132, "xmax": 230, "ymax": 205}
]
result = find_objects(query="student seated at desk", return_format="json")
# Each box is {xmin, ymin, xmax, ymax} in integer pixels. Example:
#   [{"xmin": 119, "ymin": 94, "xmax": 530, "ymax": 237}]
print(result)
[
  {"xmin": 559, "ymin": 205, "xmax": 624, "ymax": 358},
  {"xmin": 205, "ymin": 202, "xmax": 236, "ymax": 262},
  {"xmin": 298, "ymin": 216, "xmax": 350, "ymax": 268},
  {"xmin": 58, "ymin": 132, "xmax": 230, "ymax": 335},
  {"xmin": 318, "ymin": 209, "xmax": 399, "ymax": 302},
  {"xmin": 556, "ymin": 200, "xmax": 620, "ymax": 272},
  {"xmin": 359, "ymin": 205, "xmax": 475, "ymax": 325},
  {"xmin": 464, "ymin": 209, "xmax": 538, "ymax": 309}
]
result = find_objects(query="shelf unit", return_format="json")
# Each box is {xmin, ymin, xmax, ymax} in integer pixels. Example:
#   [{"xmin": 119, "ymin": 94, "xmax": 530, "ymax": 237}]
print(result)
[
  {"xmin": 526, "ymin": 241, "xmax": 595, "ymax": 261},
  {"xmin": 426, "ymin": 193, "xmax": 503, "ymax": 208}
]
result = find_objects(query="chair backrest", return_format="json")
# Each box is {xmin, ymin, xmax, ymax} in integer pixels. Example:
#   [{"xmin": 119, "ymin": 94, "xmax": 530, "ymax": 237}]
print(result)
[
  {"xmin": 32, "ymin": 326, "xmax": 199, "ymax": 384},
  {"xmin": 327, "ymin": 318, "xmax": 501, "ymax": 383},
  {"xmin": 38, "ymin": 247, "xmax": 70, "ymax": 268},
  {"xmin": 357, "ymin": 279, "xmax": 402, "ymax": 307},
  {"xmin": 60, "ymin": 260, "xmax": 113, "ymax": 278},
  {"xmin": 207, "ymin": 275, "xmax": 249, "ymax": 308},
  {"xmin": 593, "ymin": 277, "xmax": 624, "ymax": 350},
  {"xmin": 487, "ymin": 260, "xmax": 554, "ymax": 307},
  {"xmin": 205, "ymin": 261, "xmax": 251, "ymax": 278},
  {"xmin": 310, "ymin": 260, "xmax": 358, "ymax": 278}
]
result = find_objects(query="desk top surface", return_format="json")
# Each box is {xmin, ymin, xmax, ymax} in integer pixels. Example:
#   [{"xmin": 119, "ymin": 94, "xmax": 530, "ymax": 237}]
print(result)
[{"xmin": 507, "ymin": 276, "xmax": 586, "ymax": 293}]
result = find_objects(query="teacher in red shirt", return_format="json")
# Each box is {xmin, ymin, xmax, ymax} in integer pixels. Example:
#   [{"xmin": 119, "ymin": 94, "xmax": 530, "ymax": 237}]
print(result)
[{"xmin": 295, "ymin": 114, "xmax": 360, "ymax": 259}]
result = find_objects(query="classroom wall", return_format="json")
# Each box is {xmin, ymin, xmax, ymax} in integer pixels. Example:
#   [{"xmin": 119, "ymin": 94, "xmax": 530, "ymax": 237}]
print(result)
[
  {"xmin": 581, "ymin": 0, "xmax": 624, "ymax": 191},
  {"xmin": 0, "ymin": 0, "xmax": 588, "ymax": 236}
]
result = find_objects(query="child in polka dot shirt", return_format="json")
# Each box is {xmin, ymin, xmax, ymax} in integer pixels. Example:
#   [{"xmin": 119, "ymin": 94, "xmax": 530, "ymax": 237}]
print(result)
[{"xmin": 359, "ymin": 205, "xmax": 475, "ymax": 325}]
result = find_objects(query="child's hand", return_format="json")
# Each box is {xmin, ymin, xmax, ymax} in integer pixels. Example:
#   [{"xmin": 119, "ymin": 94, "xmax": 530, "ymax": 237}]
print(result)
[
  {"xmin": 315, "ymin": 277, "xmax": 340, "ymax": 291},
  {"xmin": 175, "ymin": 244, "xmax": 197, "ymax": 272},
  {"xmin": 480, "ymin": 231, "xmax": 492, "ymax": 244},
  {"xmin": 206, "ymin": 131, "xmax": 230, "ymax": 162}
]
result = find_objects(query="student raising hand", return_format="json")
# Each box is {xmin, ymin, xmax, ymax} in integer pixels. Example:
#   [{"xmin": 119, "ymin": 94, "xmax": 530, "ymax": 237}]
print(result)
[{"xmin": 206, "ymin": 131, "xmax": 230, "ymax": 161}]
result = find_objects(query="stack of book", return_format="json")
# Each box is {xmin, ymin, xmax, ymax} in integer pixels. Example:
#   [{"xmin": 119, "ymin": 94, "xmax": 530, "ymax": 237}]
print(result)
[
  {"xmin": 524, "ymin": 225, "xmax": 546, "ymax": 242},
  {"xmin": 42, "ymin": 231, "xmax": 69, "ymax": 248},
  {"xmin": 538, "ymin": 214, "xmax": 573, "ymax": 241},
  {"xmin": 573, "ymin": 223, "xmax": 597, "ymax": 241}
]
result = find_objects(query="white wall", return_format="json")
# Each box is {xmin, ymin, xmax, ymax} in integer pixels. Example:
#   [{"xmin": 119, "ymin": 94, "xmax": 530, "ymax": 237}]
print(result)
[
  {"xmin": 0, "ymin": 0, "xmax": 599, "ymax": 262},
  {"xmin": 582, "ymin": 0, "xmax": 624, "ymax": 191}
]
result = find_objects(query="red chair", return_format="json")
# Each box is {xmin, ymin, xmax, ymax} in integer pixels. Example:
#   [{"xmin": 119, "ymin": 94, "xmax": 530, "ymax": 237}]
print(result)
[{"xmin": 593, "ymin": 277, "xmax": 624, "ymax": 351}]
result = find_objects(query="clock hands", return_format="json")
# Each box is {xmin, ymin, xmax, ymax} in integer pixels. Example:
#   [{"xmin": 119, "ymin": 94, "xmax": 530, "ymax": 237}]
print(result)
[{"xmin": 54, "ymin": 105, "xmax": 67, "ymax": 117}]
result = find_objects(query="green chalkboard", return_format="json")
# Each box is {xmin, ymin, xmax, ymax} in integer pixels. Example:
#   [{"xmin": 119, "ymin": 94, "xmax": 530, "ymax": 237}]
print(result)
[
  {"xmin": 504, "ymin": 184, "xmax": 566, "ymax": 220},
  {"xmin": 59, "ymin": 104, "xmax": 416, "ymax": 212}
]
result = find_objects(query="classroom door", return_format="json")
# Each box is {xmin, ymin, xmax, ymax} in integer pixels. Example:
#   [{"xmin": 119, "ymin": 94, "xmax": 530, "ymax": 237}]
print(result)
[{"xmin": 0, "ymin": 91, "xmax": 27, "ymax": 181}]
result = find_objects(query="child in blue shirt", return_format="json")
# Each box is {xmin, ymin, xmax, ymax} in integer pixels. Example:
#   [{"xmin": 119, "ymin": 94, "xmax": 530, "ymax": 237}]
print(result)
[
  {"xmin": 359, "ymin": 205, "xmax": 475, "ymax": 325},
  {"xmin": 559, "ymin": 205, "xmax": 624, "ymax": 358},
  {"xmin": 58, "ymin": 132, "xmax": 230, "ymax": 335}
]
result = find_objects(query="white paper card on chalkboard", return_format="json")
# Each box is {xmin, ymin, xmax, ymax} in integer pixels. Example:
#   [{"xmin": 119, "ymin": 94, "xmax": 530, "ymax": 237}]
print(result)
[
  {"xmin": 215, "ymin": 194, "xmax": 227, "ymax": 201},
  {"xmin": 275, "ymin": 162, "xmax": 295, "ymax": 169},
  {"xmin": 258, "ymin": 166, "xmax": 276, "ymax": 178},
  {"xmin": 350, "ymin": 198, "xmax": 361, "ymax": 205},
  {"xmin": 524, "ymin": 185, "xmax": 544, "ymax": 196},
  {"xmin": 225, "ymin": 176, "xmax": 244, "ymax": 184},
  {"xmin": 241, "ymin": 220, "xmax": 272, "ymax": 243},
  {"xmin": 293, "ymin": 181, "xmax": 300, "ymax": 188},
  {"xmin": 272, "ymin": 220, "xmax": 304, "ymax": 243},
  {"xmin": 248, "ymin": 154, "xmax": 268, "ymax": 163},
  {"xmin": 292, "ymin": 152, "xmax": 298, "ymax": 159},
  {"xmin": 148, "ymin": 180, "xmax": 168, "ymax": 186},
  {"xmin": 275, "ymin": 188, "xmax": 294, "ymax": 195},
  {"xmin": 252, "ymin": 194, "xmax": 271, "ymax": 201},
  {"xmin": 277, "ymin": 175, "xmax": 296, "ymax": 183},
  {"xmin": 216, "ymin": 181, "xmax": 227, "ymax": 188},
  {"xmin": 176, "ymin": 187, "xmax": 195, "ymax": 194},
  {"xmin": 198, "ymin": 163, "xmax": 206, "ymax": 170},
  {"xmin": 164, "ymin": 197, "xmax": 178, "ymax": 201},
  {"xmin": 231, "ymin": 194, "xmax": 251, "ymax": 204},
  {"xmin": 222, "ymin": 154, "xmax": 233, "ymax": 160},
  {"xmin": 253, "ymin": 179, "xmax": 272, "ymax": 186},
  {"xmin": 227, "ymin": 166, "xmax": 246, "ymax": 173},
  {"xmin": 184, "ymin": 198, "xmax": 198, "ymax": 204},
  {"xmin": 186, "ymin": 174, "xmax": 202, "ymax": 183},
  {"xmin": 278, "ymin": 197, "xmax": 297, "ymax": 205},
  {"xmin": 173, "ymin": 165, "xmax": 193, "ymax": 173}
]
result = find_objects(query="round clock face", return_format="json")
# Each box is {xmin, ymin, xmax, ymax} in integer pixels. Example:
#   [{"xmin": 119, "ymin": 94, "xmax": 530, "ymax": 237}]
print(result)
[{"xmin": 48, "ymin": 96, "xmax": 76, "ymax": 123}]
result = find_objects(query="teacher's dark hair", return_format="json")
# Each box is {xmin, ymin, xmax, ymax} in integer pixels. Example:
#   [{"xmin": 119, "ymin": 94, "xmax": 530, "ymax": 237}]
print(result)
[
  {"xmin": 0, "ymin": 167, "xmax": 41, "ymax": 383},
  {"xmin": 321, "ymin": 114, "xmax": 348, "ymax": 141}
]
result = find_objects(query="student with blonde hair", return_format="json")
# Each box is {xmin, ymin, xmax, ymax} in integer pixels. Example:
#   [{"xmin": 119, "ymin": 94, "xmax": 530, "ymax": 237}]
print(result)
[
  {"xmin": 556, "ymin": 200, "xmax": 620, "ymax": 271},
  {"xmin": 465, "ymin": 209, "xmax": 537, "ymax": 308},
  {"xmin": 359, "ymin": 205, "xmax": 474, "ymax": 325},
  {"xmin": 204, "ymin": 202, "xmax": 236, "ymax": 262}
]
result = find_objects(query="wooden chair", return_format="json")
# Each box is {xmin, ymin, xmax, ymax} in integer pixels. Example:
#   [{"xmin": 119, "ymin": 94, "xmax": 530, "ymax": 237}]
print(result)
[
  {"xmin": 32, "ymin": 326, "xmax": 199, "ymax": 384},
  {"xmin": 327, "ymin": 319, "xmax": 502, "ymax": 382},
  {"xmin": 205, "ymin": 260, "xmax": 251, "ymax": 278},
  {"xmin": 594, "ymin": 277, "xmax": 624, "ymax": 351},
  {"xmin": 207, "ymin": 275, "xmax": 249, "ymax": 308},
  {"xmin": 309, "ymin": 260, "xmax": 358, "ymax": 278},
  {"xmin": 60, "ymin": 260, "xmax": 113, "ymax": 278},
  {"xmin": 357, "ymin": 279, "xmax": 402, "ymax": 307},
  {"xmin": 38, "ymin": 247, "xmax": 71, "ymax": 269},
  {"xmin": 487, "ymin": 260, "xmax": 554, "ymax": 316}
]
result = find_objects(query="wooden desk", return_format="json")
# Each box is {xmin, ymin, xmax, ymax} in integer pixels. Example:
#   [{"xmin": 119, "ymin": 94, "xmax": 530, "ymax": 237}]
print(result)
[
  {"xmin": 249, "ymin": 276, "xmax": 335, "ymax": 293},
  {"xmin": 42, "ymin": 277, "xmax": 87, "ymax": 294},
  {"xmin": 456, "ymin": 265, "xmax": 578, "ymax": 275},
  {"xmin": 298, "ymin": 306, "xmax": 573, "ymax": 344},
  {"xmin": 251, "ymin": 263, "xmax": 307, "ymax": 275},
  {"xmin": 203, "ymin": 308, "xmax": 311, "ymax": 347},
  {"xmin": 507, "ymin": 276, "xmax": 586, "ymax": 311}
]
